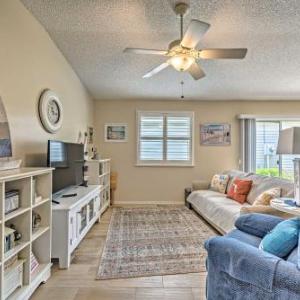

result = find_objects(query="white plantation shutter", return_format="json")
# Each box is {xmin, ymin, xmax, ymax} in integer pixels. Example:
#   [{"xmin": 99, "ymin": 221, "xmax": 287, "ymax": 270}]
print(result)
[
  {"xmin": 137, "ymin": 111, "xmax": 194, "ymax": 166},
  {"xmin": 139, "ymin": 115, "xmax": 164, "ymax": 161}
]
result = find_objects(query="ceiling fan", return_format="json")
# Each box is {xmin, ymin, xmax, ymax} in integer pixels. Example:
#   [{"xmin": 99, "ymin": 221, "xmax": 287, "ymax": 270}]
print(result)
[{"xmin": 124, "ymin": 2, "xmax": 247, "ymax": 80}]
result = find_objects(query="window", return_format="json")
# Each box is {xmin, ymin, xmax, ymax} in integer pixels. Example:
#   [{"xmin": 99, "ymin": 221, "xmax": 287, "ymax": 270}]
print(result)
[
  {"xmin": 255, "ymin": 120, "xmax": 300, "ymax": 179},
  {"xmin": 137, "ymin": 111, "xmax": 194, "ymax": 166}
]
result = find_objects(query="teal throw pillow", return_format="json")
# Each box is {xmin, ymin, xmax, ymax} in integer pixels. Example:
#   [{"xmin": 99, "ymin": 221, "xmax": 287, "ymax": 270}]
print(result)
[{"xmin": 259, "ymin": 218, "xmax": 300, "ymax": 258}]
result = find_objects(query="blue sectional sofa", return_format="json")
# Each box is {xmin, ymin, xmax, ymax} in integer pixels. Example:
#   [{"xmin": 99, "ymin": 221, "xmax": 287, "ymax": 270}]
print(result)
[{"xmin": 204, "ymin": 213, "xmax": 300, "ymax": 299}]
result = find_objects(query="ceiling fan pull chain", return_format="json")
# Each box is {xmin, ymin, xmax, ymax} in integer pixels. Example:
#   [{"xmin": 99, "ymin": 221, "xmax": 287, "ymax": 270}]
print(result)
[
  {"xmin": 180, "ymin": 80, "xmax": 185, "ymax": 99},
  {"xmin": 180, "ymin": 14, "xmax": 183, "ymax": 41}
]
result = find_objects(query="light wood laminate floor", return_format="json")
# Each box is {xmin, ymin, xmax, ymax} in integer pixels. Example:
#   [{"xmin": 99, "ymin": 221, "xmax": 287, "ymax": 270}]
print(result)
[{"xmin": 31, "ymin": 207, "xmax": 207, "ymax": 300}]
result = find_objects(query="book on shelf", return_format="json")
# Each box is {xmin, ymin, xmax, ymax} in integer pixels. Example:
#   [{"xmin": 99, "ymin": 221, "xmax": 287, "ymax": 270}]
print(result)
[{"xmin": 30, "ymin": 251, "xmax": 40, "ymax": 274}]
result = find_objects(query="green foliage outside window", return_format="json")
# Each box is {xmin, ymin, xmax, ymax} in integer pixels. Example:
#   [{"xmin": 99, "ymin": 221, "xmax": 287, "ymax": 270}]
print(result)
[{"xmin": 256, "ymin": 168, "xmax": 293, "ymax": 180}]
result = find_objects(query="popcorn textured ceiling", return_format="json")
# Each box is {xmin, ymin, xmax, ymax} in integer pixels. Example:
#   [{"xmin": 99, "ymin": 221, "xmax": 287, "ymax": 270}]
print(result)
[{"xmin": 21, "ymin": 0, "xmax": 300, "ymax": 101}]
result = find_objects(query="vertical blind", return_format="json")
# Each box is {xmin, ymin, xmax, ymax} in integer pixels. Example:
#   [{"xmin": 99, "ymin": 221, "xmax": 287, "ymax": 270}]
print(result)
[
  {"xmin": 240, "ymin": 118, "xmax": 256, "ymax": 172},
  {"xmin": 137, "ymin": 111, "xmax": 194, "ymax": 165}
]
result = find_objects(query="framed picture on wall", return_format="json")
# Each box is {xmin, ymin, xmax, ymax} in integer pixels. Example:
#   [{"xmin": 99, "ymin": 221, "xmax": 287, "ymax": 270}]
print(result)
[
  {"xmin": 104, "ymin": 123, "xmax": 128, "ymax": 142},
  {"xmin": 200, "ymin": 123, "xmax": 231, "ymax": 146}
]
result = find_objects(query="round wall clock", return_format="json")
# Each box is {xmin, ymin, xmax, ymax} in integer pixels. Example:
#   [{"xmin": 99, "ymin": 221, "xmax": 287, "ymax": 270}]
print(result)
[{"xmin": 38, "ymin": 89, "xmax": 63, "ymax": 133}]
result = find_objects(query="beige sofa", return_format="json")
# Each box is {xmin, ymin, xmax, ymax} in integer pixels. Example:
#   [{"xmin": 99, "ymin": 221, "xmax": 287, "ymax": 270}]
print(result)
[{"xmin": 187, "ymin": 170, "xmax": 294, "ymax": 234}]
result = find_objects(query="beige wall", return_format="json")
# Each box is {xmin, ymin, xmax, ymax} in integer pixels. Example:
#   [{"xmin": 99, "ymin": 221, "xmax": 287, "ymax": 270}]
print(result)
[
  {"xmin": 95, "ymin": 99, "xmax": 300, "ymax": 205},
  {"xmin": 0, "ymin": 0, "xmax": 94, "ymax": 166}
]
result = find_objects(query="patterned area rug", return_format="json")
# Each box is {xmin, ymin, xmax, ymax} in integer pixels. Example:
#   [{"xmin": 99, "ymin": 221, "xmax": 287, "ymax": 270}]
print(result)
[{"xmin": 97, "ymin": 207, "xmax": 217, "ymax": 280}]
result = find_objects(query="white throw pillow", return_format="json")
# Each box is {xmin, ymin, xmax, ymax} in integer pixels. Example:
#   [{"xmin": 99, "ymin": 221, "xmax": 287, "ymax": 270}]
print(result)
[{"xmin": 210, "ymin": 174, "xmax": 230, "ymax": 194}]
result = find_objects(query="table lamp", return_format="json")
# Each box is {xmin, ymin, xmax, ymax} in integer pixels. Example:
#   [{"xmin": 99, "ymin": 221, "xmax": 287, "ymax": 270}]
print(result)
[{"xmin": 276, "ymin": 127, "xmax": 300, "ymax": 206}]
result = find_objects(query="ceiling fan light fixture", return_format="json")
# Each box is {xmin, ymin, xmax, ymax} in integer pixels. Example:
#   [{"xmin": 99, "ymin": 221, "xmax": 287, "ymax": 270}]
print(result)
[{"xmin": 169, "ymin": 54, "xmax": 195, "ymax": 72}]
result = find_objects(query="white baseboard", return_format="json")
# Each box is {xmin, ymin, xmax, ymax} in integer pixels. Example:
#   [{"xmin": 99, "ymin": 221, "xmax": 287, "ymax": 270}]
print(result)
[{"xmin": 113, "ymin": 201, "xmax": 184, "ymax": 206}]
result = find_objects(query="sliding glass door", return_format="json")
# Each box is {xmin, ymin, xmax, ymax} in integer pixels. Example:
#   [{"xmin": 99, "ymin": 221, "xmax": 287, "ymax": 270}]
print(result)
[
  {"xmin": 256, "ymin": 121, "xmax": 280, "ymax": 177},
  {"xmin": 255, "ymin": 120, "xmax": 300, "ymax": 179}
]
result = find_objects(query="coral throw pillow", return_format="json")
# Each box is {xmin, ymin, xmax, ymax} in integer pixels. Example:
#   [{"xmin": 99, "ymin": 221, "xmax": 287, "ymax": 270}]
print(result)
[
  {"xmin": 253, "ymin": 187, "xmax": 281, "ymax": 206},
  {"xmin": 227, "ymin": 179, "xmax": 253, "ymax": 204}
]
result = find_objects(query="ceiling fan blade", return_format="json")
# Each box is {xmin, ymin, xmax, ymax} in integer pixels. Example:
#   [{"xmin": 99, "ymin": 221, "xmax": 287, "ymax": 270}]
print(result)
[
  {"xmin": 188, "ymin": 63, "xmax": 206, "ymax": 80},
  {"xmin": 181, "ymin": 19, "xmax": 210, "ymax": 49},
  {"xmin": 199, "ymin": 48, "xmax": 247, "ymax": 59},
  {"xmin": 143, "ymin": 62, "xmax": 170, "ymax": 78},
  {"xmin": 124, "ymin": 48, "xmax": 168, "ymax": 56}
]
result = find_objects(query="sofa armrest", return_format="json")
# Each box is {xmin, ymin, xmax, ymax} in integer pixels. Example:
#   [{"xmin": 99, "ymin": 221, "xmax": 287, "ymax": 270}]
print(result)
[
  {"xmin": 240, "ymin": 205, "xmax": 292, "ymax": 219},
  {"xmin": 235, "ymin": 213, "xmax": 284, "ymax": 238},
  {"xmin": 192, "ymin": 180, "xmax": 210, "ymax": 191},
  {"xmin": 205, "ymin": 236, "xmax": 281, "ymax": 292},
  {"xmin": 274, "ymin": 258, "xmax": 300, "ymax": 294}
]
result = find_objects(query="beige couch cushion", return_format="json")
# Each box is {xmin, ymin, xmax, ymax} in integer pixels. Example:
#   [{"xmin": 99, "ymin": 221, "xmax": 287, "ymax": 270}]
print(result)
[
  {"xmin": 246, "ymin": 175, "xmax": 294, "ymax": 204},
  {"xmin": 187, "ymin": 190, "xmax": 251, "ymax": 233},
  {"xmin": 192, "ymin": 180, "xmax": 210, "ymax": 191}
]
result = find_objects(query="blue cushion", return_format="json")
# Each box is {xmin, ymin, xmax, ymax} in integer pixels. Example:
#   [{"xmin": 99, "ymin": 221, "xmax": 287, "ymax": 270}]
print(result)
[
  {"xmin": 235, "ymin": 213, "xmax": 284, "ymax": 238},
  {"xmin": 259, "ymin": 218, "xmax": 300, "ymax": 258},
  {"xmin": 226, "ymin": 229, "xmax": 262, "ymax": 248},
  {"xmin": 287, "ymin": 247, "xmax": 298, "ymax": 265}
]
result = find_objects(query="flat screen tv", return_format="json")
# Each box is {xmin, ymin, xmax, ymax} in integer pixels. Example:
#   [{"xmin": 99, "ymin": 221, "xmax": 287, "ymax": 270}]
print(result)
[{"xmin": 47, "ymin": 140, "xmax": 84, "ymax": 194}]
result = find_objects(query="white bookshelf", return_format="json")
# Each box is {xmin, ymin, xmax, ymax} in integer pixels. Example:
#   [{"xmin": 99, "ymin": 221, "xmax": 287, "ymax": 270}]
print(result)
[
  {"xmin": 0, "ymin": 168, "xmax": 53, "ymax": 300},
  {"xmin": 85, "ymin": 159, "xmax": 111, "ymax": 214}
]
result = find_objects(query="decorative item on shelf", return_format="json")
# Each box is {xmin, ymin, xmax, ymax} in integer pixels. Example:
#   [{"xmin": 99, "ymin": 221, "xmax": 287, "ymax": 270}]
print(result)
[
  {"xmin": 32, "ymin": 211, "xmax": 42, "ymax": 230},
  {"xmin": 0, "ymin": 96, "xmax": 22, "ymax": 171},
  {"xmin": 200, "ymin": 123, "xmax": 231, "ymax": 146},
  {"xmin": 87, "ymin": 126, "xmax": 95, "ymax": 158},
  {"xmin": 83, "ymin": 175, "xmax": 89, "ymax": 187},
  {"xmin": 5, "ymin": 189, "xmax": 19, "ymax": 214},
  {"xmin": 88, "ymin": 126, "xmax": 94, "ymax": 144},
  {"xmin": 4, "ymin": 254, "xmax": 18, "ymax": 271},
  {"xmin": 30, "ymin": 251, "xmax": 40, "ymax": 274},
  {"xmin": 83, "ymin": 131, "xmax": 89, "ymax": 159},
  {"xmin": 32, "ymin": 177, "xmax": 43, "ymax": 205},
  {"xmin": 4, "ymin": 226, "xmax": 16, "ymax": 253},
  {"xmin": 0, "ymin": 159, "xmax": 22, "ymax": 171},
  {"xmin": 104, "ymin": 123, "xmax": 128, "ymax": 142},
  {"xmin": 34, "ymin": 195, "xmax": 43, "ymax": 205},
  {"xmin": 3, "ymin": 258, "xmax": 25, "ymax": 299},
  {"xmin": 277, "ymin": 127, "xmax": 300, "ymax": 206},
  {"xmin": 92, "ymin": 147, "xmax": 100, "ymax": 160},
  {"xmin": 38, "ymin": 89, "xmax": 63, "ymax": 133},
  {"xmin": 10, "ymin": 224, "xmax": 22, "ymax": 241}
]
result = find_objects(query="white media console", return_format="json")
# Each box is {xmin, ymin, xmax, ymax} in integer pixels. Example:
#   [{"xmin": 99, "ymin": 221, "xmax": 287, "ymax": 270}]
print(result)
[
  {"xmin": 52, "ymin": 158, "xmax": 111, "ymax": 269},
  {"xmin": 52, "ymin": 185, "xmax": 101, "ymax": 268}
]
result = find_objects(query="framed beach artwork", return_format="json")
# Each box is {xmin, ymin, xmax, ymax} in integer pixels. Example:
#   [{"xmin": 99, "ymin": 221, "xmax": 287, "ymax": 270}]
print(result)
[
  {"xmin": 0, "ymin": 97, "xmax": 12, "ymax": 157},
  {"xmin": 104, "ymin": 123, "xmax": 128, "ymax": 142},
  {"xmin": 200, "ymin": 123, "xmax": 231, "ymax": 146}
]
